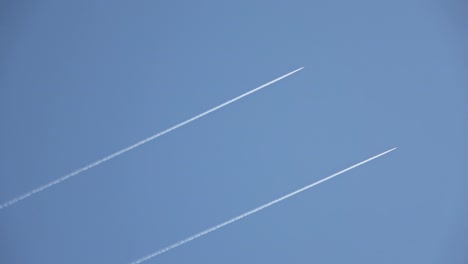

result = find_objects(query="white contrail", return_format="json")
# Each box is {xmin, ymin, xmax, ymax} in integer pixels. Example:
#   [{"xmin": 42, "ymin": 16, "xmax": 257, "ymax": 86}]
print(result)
[
  {"xmin": 0, "ymin": 67, "xmax": 304, "ymax": 210},
  {"xmin": 129, "ymin": 147, "xmax": 397, "ymax": 264}
]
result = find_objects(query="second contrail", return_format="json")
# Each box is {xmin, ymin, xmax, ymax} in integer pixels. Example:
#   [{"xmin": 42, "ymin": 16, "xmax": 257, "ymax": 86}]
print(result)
[
  {"xmin": 129, "ymin": 147, "xmax": 397, "ymax": 264},
  {"xmin": 0, "ymin": 67, "xmax": 304, "ymax": 210}
]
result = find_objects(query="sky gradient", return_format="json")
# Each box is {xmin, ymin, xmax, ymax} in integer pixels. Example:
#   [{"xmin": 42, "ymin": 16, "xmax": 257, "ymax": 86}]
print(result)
[{"xmin": 1, "ymin": 1, "xmax": 467, "ymax": 263}]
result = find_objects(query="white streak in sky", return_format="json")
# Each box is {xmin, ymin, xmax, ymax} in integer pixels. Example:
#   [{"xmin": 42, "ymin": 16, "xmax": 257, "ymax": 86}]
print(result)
[
  {"xmin": 129, "ymin": 147, "xmax": 397, "ymax": 264},
  {"xmin": 0, "ymin": 67, "xmax": 304, "ymax": 210}
]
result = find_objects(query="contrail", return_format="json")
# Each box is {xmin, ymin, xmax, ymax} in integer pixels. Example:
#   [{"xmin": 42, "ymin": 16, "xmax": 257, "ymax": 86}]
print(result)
[
  {"xmin": 129, "ymin": 147, "xmax": 397, "ymax": 264},
  {"xmin": 0, "ymin": 67, "xmax": 304, "ymax": 210}
]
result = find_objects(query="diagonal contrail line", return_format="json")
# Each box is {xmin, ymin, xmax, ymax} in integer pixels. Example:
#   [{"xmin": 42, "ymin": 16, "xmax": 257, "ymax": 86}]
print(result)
[
  {"xmin": 0, "ymin": 67, "xmax": 304, "ymax": 210},
  {"xmin": 129, "ymin": 147, "xmax": 397, "ymax": 264}
]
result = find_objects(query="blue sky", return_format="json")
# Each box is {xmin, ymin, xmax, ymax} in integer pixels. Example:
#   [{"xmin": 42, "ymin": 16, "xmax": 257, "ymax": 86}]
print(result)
[{"xmin": 1, "ymin": 1, "xmax": 467, "ymax": 263}]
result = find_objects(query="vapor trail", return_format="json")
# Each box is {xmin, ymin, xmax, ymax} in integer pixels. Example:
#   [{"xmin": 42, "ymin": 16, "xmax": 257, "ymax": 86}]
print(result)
[
  {"xmin": 0, "ymin": 67, "xmax": 304, "ymax": 210},
  {"xmin": 129, "ymin": 147, "xmax": 397, "ymax": 264}
]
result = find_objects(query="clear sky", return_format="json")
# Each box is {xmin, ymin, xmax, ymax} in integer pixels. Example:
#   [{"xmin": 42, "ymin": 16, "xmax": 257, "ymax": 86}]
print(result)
[{"xmin": 1, "ymin": 1, "xmax": 467, "ymax": 263}]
